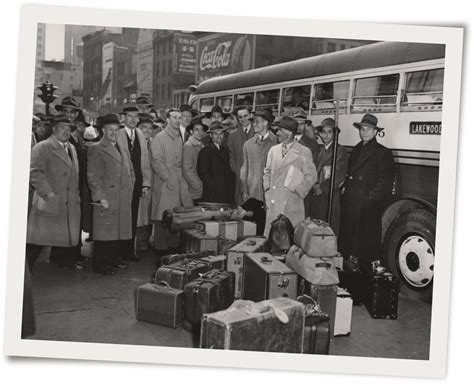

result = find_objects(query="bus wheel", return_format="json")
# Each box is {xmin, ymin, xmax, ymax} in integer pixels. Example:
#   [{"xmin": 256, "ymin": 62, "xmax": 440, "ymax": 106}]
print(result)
[{"xmin": 383, "ymin": 209, "xmax": 435, "ymax": 303}]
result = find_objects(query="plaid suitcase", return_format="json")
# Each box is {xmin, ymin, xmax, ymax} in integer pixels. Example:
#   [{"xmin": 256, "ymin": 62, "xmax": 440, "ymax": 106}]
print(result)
[{"xmin": 155, "ymin": 259, "xmax": 212, "ymax": 290}]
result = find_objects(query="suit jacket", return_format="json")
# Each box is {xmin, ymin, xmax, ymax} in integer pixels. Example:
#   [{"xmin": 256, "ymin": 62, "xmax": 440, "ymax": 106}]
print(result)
[
  {"xmin": 150, "ymin": 126, "xmax": 192, "ymax": 220},
  {"xmin": 197, "ymin": 143, "xmax": 235, "ymax": 204},
  {"xmin": 263, "ymin": 141, "xmax": 317, "ymax": 235},
  {"xmin": 240, "ymin": 131, "xmax": 277, "ymax": 202},
  {"xmin": 27, "ymin": 136, "xmax": 81, "ymax": 247},
  {"xmin": 182, "ymin": 136, "xmax": 204, "ymax": 200},
  {"xmin": 87, "ymin": 138, "xmax": 135, "ymax": 241},
  {"xmin": 118, "ymin": 127, "xmax": 151, "ymax": 188},
  {"xmin": 316, "ymin": 142, "xmax": 349, "ymax": 194}
]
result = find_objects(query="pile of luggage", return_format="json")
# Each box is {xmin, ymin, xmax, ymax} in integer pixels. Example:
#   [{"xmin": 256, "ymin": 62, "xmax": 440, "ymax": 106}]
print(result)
[{"xmin": 135, "ymin": 207, "xmax": 399, "ymax": 354}]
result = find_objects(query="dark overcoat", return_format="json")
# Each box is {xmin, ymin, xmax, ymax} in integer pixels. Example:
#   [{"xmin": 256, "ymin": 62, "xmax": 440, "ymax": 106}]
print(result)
[
  {"xmin": 338, "ymin": 138, "xmax": 394, "ymax": 264},
  {"xmin": 197, "ymin": 143, "xmax": 235, "ymax": 204},
  {"xmin": 27, "ymin": 136, "xmax": 81, "ymax": 247},
  {"xmin": 87, "ymin": 138, "xmax": 135, "ymax": 241}
]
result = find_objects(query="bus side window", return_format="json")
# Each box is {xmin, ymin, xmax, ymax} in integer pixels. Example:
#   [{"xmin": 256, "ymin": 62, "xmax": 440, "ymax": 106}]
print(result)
[
  {"xmin": 352, "ymin": 74, "xmax": 399, "ymax": 113},
  {"xmin": 281, "ymin": 85, "xmax": 310, "ymax": 116},
  {"xmin": 234, "ymin": 93, "xmax": 255, "ymax": 111},
  {"xmin": 216, "ymin": 95, "xmax": 234, "ymax": 114},
  {"xmin": 311, "ymin": 80, "xmax": 349, "ymax": 115},
  {"xmin": 200, "ymin": 97, "xmax": 215, "ymax": 113},
  {"xmin": 255, "ymin": 89, "xmax": 280, "ymax": 114},
  {"xmin": 402, "ymin": 68, "xmax": 444, "ymax": 111},
  {"xmin": 190, "ymin": 99, "xmax": 200, "ymax": 112}
]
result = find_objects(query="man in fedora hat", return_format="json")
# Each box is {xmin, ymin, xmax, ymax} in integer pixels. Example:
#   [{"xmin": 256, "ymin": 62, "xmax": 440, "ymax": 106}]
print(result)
[
  {"xmin": 309, "ymin": 118, "xmax": 348, "ymax": 234},
  {"xmin": 87, "ymin": 114, "xmax": 135, "ymax": 275},
  {"xmin": 117, "ymin": 102, "xmax": 152, "ymax": 262},
  {"xmin": 197, "ymin": 121, "xmax": 235, "ymax": 204},
  {"xmin": 55, "ymin": 96, "xmax": 82, "ymax": 123},
  {"xmin": 263, "ymin": 116, "xmax": 317, "ymax": 235},
  {"xmin": 339, "ymin": 113, "xmax": 395, "ymax": 272},
  {"xmin": 26, "ymin": 114, "xmax": 82, "ymax": 271},
  {"xmin": 150, "ymin": 108, "xmax": 192, "ymax": 257},
  {"xmin": 240, "ymin": 108, "xmax": 277, "ymax": 234},
  {"xmin": 183, "ymin": 116, "xmax": 208, "ymax": 205},
  {"xmin": 179, "ymin": 104, "xmax": 197, "ymax": 144},
  {"xmin": 136, "ymin": 96, "xmax": 154, "ymax": 114},
  {"xmin": 227, "ymin": 105, "xmax": 255, "ymax": 204}
]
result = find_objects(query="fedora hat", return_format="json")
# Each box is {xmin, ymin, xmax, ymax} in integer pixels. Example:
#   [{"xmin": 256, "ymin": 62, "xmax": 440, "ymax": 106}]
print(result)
[
  {"xmin": 136, "ymin": 96, "xmax": 153, "ymax": 107},
  {"xmin": 138, "ymin": 113, "xmax": 156, "ymax": 127},
  {"xmin": 210, "ymin": 105, "xmax": 223, "ymax": 116},
  {"xmin": 316, "ymin": 117, "xmax": 340, "ymax": 133},
  {"xmin": 75, "ymin": 112, "xmax": 91, "ymax": 128},
  {"xmin": 254, "ymin": 108, "xmax": 274, "ymax": 124},
  {"xmin": 208, "ymin": 121, "xmax": 227, "ymax": 133},
  {"xmin": 51, "ymin": 114, "xmax": 76, "ymax": 128},
  {"xmin": 273, "ymin": 116, "xmax": 298, "ymax": 134},
  {"xmin": 101, "ymin": 114, "xmax": 124, "ymax": 127},
  {"xmin": 353, "ymin": 113, "xmax": 383, "ymax": 131},
  {"xmin": 121, "ymin": 102, "xmax": 140, "ymax": 114},
  {"xmin": 55, "ymin": 96, "xmax": 81, "ymax": 113},
  {"xmin": 188, "ymin": 116, "xmax": 209, "ymax": 132},
  {"xmin": 293, "ymin": 110, "xmax": 310, "ymax": 123}
]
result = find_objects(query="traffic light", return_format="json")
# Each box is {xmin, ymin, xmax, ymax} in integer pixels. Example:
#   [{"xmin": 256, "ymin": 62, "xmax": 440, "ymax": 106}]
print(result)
[{"xmin": 37, "ymin": 81, "xmax": 58, "ymax": 105}]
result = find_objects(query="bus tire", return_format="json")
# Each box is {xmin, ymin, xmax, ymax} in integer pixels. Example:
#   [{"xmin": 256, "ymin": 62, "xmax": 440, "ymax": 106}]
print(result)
[{"xmin": 382, "ymin": 208, "xmax": 436, "ymax": 303}]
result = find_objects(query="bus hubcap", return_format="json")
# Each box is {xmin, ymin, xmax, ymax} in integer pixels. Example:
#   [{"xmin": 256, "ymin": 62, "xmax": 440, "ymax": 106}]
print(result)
[{"xmin": 398, "ymin": 235, "xmax": 434, "ymax": 288}]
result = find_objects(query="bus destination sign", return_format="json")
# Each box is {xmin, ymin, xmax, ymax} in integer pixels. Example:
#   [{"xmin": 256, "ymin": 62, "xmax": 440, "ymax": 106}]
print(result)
[{"xmin": 409, "ymin": 121, "xmax": 442, "ymax": 135}]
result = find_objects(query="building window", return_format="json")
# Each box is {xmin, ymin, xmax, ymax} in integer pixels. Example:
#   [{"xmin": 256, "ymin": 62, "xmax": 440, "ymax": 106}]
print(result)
[
  {"xmin": 340, "ymin": 44, "xmax": 346, "ymax": 50},
  {"xmin": 327, "ymin": 43, "xmax": 336, "ymax": 53}
]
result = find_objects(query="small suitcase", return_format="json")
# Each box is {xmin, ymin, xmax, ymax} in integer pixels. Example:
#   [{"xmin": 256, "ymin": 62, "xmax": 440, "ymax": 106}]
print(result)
[
  {"xmin": 199, "ymin": 255, "xmax": 227, "ymax": 271},
  {"xmin": 305, "ymin": 283, "xmax": 338, "ymax": 341},
  {"xmin": 297, "ymin": 295, "xmax": 330, "ymax": 354},
  {"xmin": 160, "ymin": 250, "xmax": 212, "ymax": 266},
  {"xmin": 135, "ymin": 281, "xmax": 183, "ymax": 328},
  {"xmin": 364, "ymin": 272, "xmax": 399, "ymax": 319},
  {"xmin": 200, "ymin": 297, "xmax": 305, "ymax": 353},
  {"xmin": 242, "ymin": 253, "xmax": 298, "ymax": 302},
  {"xmin": 294, "ymin": 218, "xmax": 338, "ymax": 258},
  {"xmin": 155, "ymin": 259, "xmax": 212, "ymax": 290},
  {"xmin": 195, "ymin": 220, "xmax": 256, "ymax": 241},
  {"xmin": 180, "ymin": 229, "xmax": 219, "ymax": 253},
  {"xmin": 227, "ymin": 236, "xmax": 268, "ymax": 299},
  {"xmin": 183, "ymin": 270, "xmax": 235, "ymax": 331},
  {"xmin": 334, "ymin": 288, "xmax": 353, "ymax": 336}
]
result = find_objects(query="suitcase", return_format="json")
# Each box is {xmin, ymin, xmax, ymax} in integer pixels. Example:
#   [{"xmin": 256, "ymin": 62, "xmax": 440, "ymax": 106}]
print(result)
[
  {"xmin": 160, "ymin": 250, "xmax": 212, "ymax": 266},
  {"xmin": 180, "ymin": 229, "xmax": 219, "ymax": 253},
  {"xmin": 200, "ymin": 297, "xmax": 305, "ymax": 353},
  {"xmin": 268, "ymin": 214, "xmax": 294, "ymax": 254},
  {"xmin": 294, "ymin": 218, "xmax": 338, "ymax": 258},
  {"xmin": 195, "ymin": 220, "xmax": 256, "ymax": 241},
  {"xmin": 162, "ymin": 205, "xmax": 237, "ymax": 232},
  {"xmin": 183, "ymin": 270, "xmax": 235, "ymax": 331},
  {"xmin": 364, "ymin": 272, "xmax": 399, "ymax": 319},
  {"xmin": 218, "ymin": 237, "xmax": 237, "ymax": 255},
  {"xmin": 305, "ymin": 283, "xmax": 338, "ymax": 341},
  {"xmin": 334, "ymin": 288, "xmax": 352, "ymax": 336},
  {"xmin": 155, "ymin": 259, "xmax": 212, "ymax": 290},
  {"xmin": 135, "ymin": 281, "xmax": 183, "ymax": 328},
  {"xmin": 242, "ymin": 253, "xmax": 298, "ymax": 302},
  {"xmin": 199, "ymin": 255, "xmax": 227, "ymax": 271},
  {"xmin": 227, "ymin": 236, "xmax": 268, "ymax": 299},
  {"xmin": 297, "ymin": 295, "xmax": 330, "ymax": 354}
]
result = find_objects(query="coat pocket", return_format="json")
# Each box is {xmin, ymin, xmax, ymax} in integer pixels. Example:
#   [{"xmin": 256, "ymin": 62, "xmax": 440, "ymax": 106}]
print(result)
[{"xmin": 36, "ymin": 193, "xmax": 60, "ymax": 216}]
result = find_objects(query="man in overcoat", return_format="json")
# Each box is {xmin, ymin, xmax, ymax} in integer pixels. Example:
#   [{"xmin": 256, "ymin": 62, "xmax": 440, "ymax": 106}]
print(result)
[
  {"xmin": 118, "ymin": 102, "xmax": 152, "ymax": 261},
  {"xmin": 26, "ymin": 114, "xmax": 81, "ymax": 271},
  {"xmin": 227, "ymin": 106, "xmax": 255, "ymax": 204},
  {"xmin": 338, "ymin": 113, "xmax": 395, "ymax": 271},
  {"xmin": 183, "ymin": 116, "xmax": 208, "ymax": 205},
  {"xmin": 240, "ymin": 109, "xmax": 277, "ymax": 234},
  {"xmin": 310, "ymin": 118, "xmax": 348, "ymax": 234},
  {"xmin": 150, "ymin": 108, "xmax": 192, "ymax": 255},
  {"xmin": 263, "ymin": 116, "xmax": 318, "ymax": 236},
  {"xmin": 87, "ymin": 114, "xmax": 135, "ymax": 275},
  {"xmin": 197, "ymin": 121, "xmax": 235, "ymax": 204}
]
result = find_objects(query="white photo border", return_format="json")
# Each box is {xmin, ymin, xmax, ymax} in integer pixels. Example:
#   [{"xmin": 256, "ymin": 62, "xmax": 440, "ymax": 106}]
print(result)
[{"xmin": 4, "ymin": 4, "xmax": 464, "ymax": 378}]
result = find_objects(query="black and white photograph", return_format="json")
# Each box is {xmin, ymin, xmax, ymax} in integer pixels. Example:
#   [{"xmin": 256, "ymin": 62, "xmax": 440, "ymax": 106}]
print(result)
[{"xmin": 2, "ymin": 3, "xmax": 465, "ymax": 379}]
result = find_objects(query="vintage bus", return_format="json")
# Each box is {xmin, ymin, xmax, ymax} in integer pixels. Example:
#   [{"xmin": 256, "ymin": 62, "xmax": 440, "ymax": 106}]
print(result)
[{"xmin": 189, "ymin": 41, "xmax": 444, "ymax": 302}]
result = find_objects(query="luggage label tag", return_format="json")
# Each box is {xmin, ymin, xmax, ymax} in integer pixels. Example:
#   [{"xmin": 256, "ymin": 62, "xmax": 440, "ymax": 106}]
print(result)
[
  {"xmin": 233, "ymin": 256, "xmax": 242, "ymax": 265},
  {"xmin": 277, "ymin": 273, "xmax": 290, "ymax": 288},
  {"xmin": 262, "ymin": 304, "xmax": 289, "ymax": 324}
]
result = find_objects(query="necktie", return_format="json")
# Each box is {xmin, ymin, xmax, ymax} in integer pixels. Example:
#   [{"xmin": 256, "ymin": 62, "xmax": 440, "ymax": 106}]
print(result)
[
  {"xmin": 64, "ymin": 144, "xmax": 73, "ymax": 161},
  {"xmin": 282, "ymin": 143, "xmax": 288, "ymax": 158},
  {"xmin": 129, "ymin": 130, "xmax": 135, "ymax": 151}
]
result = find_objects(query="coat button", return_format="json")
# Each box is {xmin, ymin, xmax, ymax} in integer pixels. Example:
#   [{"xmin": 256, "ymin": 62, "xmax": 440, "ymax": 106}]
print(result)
[
  {"xmin": 349, "ymin": 176, "xmax": 353, "ymax": 180},
  {"xmin": 271, "ymin": 200, "xmax": 275, "ymax": 204}
]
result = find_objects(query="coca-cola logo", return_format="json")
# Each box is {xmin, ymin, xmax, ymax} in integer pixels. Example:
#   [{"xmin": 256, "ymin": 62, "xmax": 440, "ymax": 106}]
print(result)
[{"xmin": 199, "ymin": 41, "xmax": 232, "ymax": 71}]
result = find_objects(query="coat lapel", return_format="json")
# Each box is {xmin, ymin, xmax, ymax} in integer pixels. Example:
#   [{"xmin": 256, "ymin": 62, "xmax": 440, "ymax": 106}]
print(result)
[
  {"xmin": 49, "ymin": 136, "xmax": 72, "ymax": 168},
  {"xmin": 350, "ymin": 140, "xmax": 378, "ymax": 174},
  {"xmin": 102, "ymin": 139, "xmax": 122, "ymax": 163},
  {"xmin": 279, "ymin": 142, "xmax": 302, "ymax": 169}
]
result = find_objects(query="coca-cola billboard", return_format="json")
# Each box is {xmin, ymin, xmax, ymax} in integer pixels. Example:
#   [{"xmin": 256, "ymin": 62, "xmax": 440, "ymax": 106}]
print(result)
[{"xmin": 196, "ymin": 33, "xmax": 255, "ymax": 83}]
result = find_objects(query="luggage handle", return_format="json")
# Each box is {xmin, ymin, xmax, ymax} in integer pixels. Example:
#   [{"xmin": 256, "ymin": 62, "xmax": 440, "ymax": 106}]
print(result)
[
  {"xmin": 246, "ymin": 239, "xmax": 257, "ymax": 246},
  {"xmin": 153, "ymin": 279, "xmax": 172, "ymax": 290},
  {"xmin": 260, "ymin": 304, "xmax": 289, "ymax": 324},
  {"xmin": 260, "ymin": 256, "xmax": 273, "ymax": 264},
  {"xmin": 315, "ymin": 262, "xmax": 332, "ymax": 270}
]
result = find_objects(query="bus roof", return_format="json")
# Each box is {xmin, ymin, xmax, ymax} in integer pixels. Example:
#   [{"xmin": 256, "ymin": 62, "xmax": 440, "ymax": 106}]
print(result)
[{"xmin": 195, "ymin": 41, "xmax": 445, "ymax": 94}]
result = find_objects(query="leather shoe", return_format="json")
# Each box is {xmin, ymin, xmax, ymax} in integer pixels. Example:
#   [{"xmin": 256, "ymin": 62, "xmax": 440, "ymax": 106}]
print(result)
[{"xmin": 116, "ymin": 262, "xmax": 129, "ymax": 269}]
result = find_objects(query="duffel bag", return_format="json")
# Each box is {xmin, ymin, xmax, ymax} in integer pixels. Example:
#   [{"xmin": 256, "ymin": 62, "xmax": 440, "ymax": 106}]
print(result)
[
  {"xmin": 286, "ymin": 245, "xmax": 339, "ymax": 286},
  {"xmin": 294, "ymin": 218, "xmax": 337, "ymax": 258}
]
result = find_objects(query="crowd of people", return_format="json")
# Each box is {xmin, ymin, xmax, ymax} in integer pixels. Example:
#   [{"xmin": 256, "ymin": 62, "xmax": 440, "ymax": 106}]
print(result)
[{"xmin": 26, "ymin": 94, "xmax": 395, "ymax": 276}]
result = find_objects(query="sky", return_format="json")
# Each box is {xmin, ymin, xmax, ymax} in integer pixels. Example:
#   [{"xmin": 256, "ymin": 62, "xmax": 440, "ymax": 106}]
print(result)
[{"xmin": 45, "ymin": 24, "xmax": 65, "ymax": 61}]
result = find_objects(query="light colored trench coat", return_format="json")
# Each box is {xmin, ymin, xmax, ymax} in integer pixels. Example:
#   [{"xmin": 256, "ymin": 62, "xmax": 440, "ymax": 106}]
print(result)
[
  {"xmin": 263, "ymin": 141, "xmax": 318, "ymax": 235},
  {"xmin": 27, "ymin": 136, "xmax": 81, "ymax": 247},
  {"xmin": 150, "ymin": 126, "xmax": 192, "ymax": 221},
  {"xmin": 87, "ymin": 138, "xmax": 135, "ymax": 241}
]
